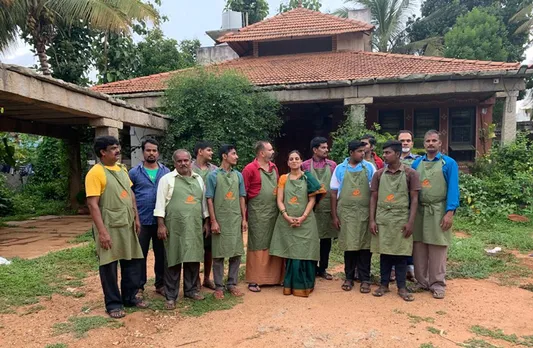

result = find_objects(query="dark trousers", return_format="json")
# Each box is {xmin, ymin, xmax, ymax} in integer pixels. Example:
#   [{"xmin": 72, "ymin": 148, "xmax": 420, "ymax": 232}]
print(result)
[
  {"xmin": 99, "ymin": 259, "xmax": 141, "ymax": 312},
  {"xmin": 164, "ymin": 262, "xmax": 200, "ymax": 301},
  {"xmin": 380, "ymin": 254, "xmax": 408, "ymax": 289},
  {"xmin": 213, "ymin": 256, "xmax": 241, "ymax": 290},
  {"xmin": 139, "ymin": 224, "xmax": 165, "ymax": 291},
  {"xmin": 407, "ymin": 255, "xmax": 414, "ymax": 266},
  {"xmin": 344, "ymin": 249, "xmax": 372, "ymax": 283},
  {"xmin": 317, "ymin": 238, "xmax": 332, "ymax": 274}
]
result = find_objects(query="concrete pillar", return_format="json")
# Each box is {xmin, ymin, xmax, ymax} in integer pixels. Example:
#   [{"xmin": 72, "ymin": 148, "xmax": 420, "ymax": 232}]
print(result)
[
  {"xmin": 130, "ymin": 126, "xmax": 164, "ymax": 167},
  {"xmin": 501, "ymin": 91, "xmax": 519, "ymax": 145},
  {"xmin": 95, "ymin": 126, "xmax": 119, "ymax": 139},
  {"xmin": 344, "ymin": 97, "xmax": 373, "ymax": 128},
  {"xmin": 90, "ymin": 118, "xmax": 123, "ymax": 140}
]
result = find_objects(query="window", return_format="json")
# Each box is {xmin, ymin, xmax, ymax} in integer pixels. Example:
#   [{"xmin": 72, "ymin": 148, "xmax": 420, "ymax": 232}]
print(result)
[
  {"xmin": 449, "ymin": 107, "xmax": 476, "ymax": 161},
  {"xmin": 258, "ymin": 37, "xmax": 332, "ymax": 56},
  {"xmin": 378, "ymin": 109, "xmax": 404, "ymax": 135},
  {"xmin": 414, "ymin": 109, "xmax": 439, "ymax": 147}
]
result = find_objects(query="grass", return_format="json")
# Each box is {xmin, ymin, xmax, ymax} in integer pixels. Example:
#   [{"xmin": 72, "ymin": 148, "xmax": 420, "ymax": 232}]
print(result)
[
  {"xmin": 69, "ymin": 229, "xmax": 93, "ymax": 244},
  {"xmin": 470, "ymin": 325, "xmax": 533, "ymax": 346},
  {"xmin": 419, "ymin": 344, "xmax": 436, "ymax": 348},
  {"xmin": 44, "ymin": 344, "xmax": 68, "ymax": 348},
  {"xmin": 52, "ymin": 315, "xmax": 123, "ymax": 338},
  {"xmin": 407, "ymin": 313, "xmax": 435, "ymax": 324},
  {"xmin": 520, "ymin": 283, "xmax": 533, "ymax": 292},
  {"xmin": 461, "ymin": 338, "xmax": 501, "ymax": 348},
  {"xmin": 0, "ymin": 242, "xmax": 97, "ymax": 309},
  {"xmin": 20, "ymin": 304, "xmax": 46, "ymax": 316},
  {"xmin": 436, "ymin": 310, "xmax": 447, "ymax": 315}
]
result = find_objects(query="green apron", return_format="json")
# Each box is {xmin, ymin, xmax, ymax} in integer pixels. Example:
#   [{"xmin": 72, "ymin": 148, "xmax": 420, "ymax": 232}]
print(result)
[
  {"xmin": 93, "ymin": 164, "xmax": 143, "ymax": 266},
  {"xmin": 164, "ymin": 175, "xmax": 204, "ymax": 267},
  {"xmin": 212, "ymin": 170, "xmax": 244, "ymax": 258},
  {"xmin": 193, "ymin": 166, "xmax": 210, "ymax": 183},
  {"xmin": 337, "ymin": 165, "xmax": 371, "ymax": 251},
  {"xmin": 413, "ymin": 159, "xmax": 451, "ymax": 246},
  {"xmin": 401, "ymin": 157, "xmax": 415, "ymax": 166},
  {"xmin": 310, "ymin": 162, "xmax": 338, "ymax": 239},
  {"xmin": 269, "ymin": 175, "xmax": 320, "ymax": 261},
  {"xmin": 371, "ymin": 169, "xmax": 413, "ymax": 256},
  {"xmin": 247, "ymin": 169, "xmax": 278, "ymax": 251}
]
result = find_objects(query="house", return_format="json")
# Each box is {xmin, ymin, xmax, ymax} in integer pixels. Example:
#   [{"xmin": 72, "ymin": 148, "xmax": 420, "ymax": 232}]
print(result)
[{"xmin": 92, "ymin": 5, "xmax": 531, "ymax": 169}]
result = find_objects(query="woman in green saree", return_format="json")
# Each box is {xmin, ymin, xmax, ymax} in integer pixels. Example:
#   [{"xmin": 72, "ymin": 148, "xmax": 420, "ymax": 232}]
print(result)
[{"xmin": 269, "ymin": 150, "xmax": 325, "ymax": 297}]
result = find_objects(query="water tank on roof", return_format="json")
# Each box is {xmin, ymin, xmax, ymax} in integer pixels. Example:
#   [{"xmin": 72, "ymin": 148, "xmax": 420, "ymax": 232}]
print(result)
[{"xmin": 222, "ymin": 10, "xmax": 243, "ymax": 30}]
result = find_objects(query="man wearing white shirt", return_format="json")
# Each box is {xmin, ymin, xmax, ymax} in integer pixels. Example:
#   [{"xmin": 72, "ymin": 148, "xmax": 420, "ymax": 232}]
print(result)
[{"xmin": 154, "ymin": 149, "xmax": 209, "ymax": 310}]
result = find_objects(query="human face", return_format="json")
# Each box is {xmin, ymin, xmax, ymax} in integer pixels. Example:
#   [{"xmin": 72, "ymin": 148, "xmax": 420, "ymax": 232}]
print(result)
[
  {"xmin": 198, "ymin": 147, "xmax": 213, "ymax": 162},
  {"xmin": 361, "ymin": 139, "xmax": 373, "ymax": 154},
  {"xmin": 174, "ymin": 152, "xmax": 191, "ymax": 176},
  {"xmin": 224, "ymin": 149, "xmax": 238, "ymax": 166},
  {"xmin": 287, "ymin": 152, "xmax": 302, "ymax": 170},
  {"xmin": 382, "ymin": 147, "xmax": 400, "ymax": 165},
  {"xmin": 424, "ymin": 133, "xmax": 442, "ymax": 155},
  {"xmin": 261, "ymin": 142, "xmax": 275, "ymax": 161},
  {"xmin": 349, "ymin": 147, "xmax": 365, "ymax": 163},
  {"xmin": 313, "ymin": 143, "xmax": 328, "ymax": 159},
  {"xmin": 143, "ymin": 143, "xmax": 159, "ymax": 163},
  {"xmin": 398, "ymin": 133, "xmax": 413, "ymax": 153},
  {"xmin": 101, "ymin": 144, "xmax": 121, "ymax": 164}
]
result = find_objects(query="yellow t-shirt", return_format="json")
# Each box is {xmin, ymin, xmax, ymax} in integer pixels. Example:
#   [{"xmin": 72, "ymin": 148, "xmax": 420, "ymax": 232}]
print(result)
[{"xmin": 85, "ymin": 163, "xmax": 132, "ymax": 197}]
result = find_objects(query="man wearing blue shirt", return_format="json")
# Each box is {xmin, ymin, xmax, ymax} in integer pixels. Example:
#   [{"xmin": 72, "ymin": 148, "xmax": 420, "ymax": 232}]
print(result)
[
  {"xmin": 411, "ymin": 130, "xmax": 460, "ymax": 299},
  {"xmin": 129, "ymin": 139, "xmax": 170, "ymax": 298}
]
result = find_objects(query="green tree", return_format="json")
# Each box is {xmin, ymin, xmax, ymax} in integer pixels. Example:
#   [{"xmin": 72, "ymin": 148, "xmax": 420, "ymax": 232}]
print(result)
[
  {"xmin": 0, "ymin": 0, "xmax": 158, "ymax": 75},
  {"xmin": 333, "ymin": 0, "xmax": 412, "ymax": 52},
  {"xmin": 162, "ymin": 69, "xmax": 282, "ymax": 168},
  {"xmin": 279, "ymin": 0, "xmax": 322, "ymax": 12},
  {"xmin": 94, "ymin": 31, "xmax": 141, "ymax": 84},
  {"xmin": 225, "ymin": 0, "xmax": 269, "ymax": 25},
  {"xmin": 444, "ymin": 8, "xmax": 509, "ymax": 61}
]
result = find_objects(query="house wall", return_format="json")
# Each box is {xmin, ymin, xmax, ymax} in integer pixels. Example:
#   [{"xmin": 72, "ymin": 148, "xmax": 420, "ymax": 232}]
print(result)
[
  {"xmin": 337, "ymin": 32, "xmax": 366, "ymax": 52},
  {"xmin": 197, "ymin": 44, "xmax": 239, "ymax": 65}
]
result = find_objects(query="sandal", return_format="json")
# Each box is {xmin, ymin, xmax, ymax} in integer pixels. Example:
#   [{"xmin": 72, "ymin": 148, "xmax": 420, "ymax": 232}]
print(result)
[
  {"xmin": 432, "ymin": 289, "xmax": 445, "ymax": 299},
  {"xmin": 248, "ymin": 283, "xmax": 261, "ymax": 292},
  {"xmin": 185, "ymin": 292, "xmax": 205, "ymax": 301},
  {"xmin": 228, "ymin": 287, "xmax": 244, "ymax": 297},
  {"xmin": 398, "ymin": 288, "xmax": 415, "ymax": 302},
  {"xmin": 317, "ymin": 272, "xmax": 333, "ymax": 280},
  {"xmin": 390, "ymin": 269, "xmax": 396, "ymax": 281},
  {"xmin": 164, "ymin": 300, "xmax": 176, "ymax": 310},
  {"xmin": 134, "ymin": 299, "xmax": 149, "ymax": 309},
  {"xmin": 135, "ymin": 289, "xmax": 144, "ymax": 300},
  {"xmin": 408, "ymin": 283, "xmax": 429, "ymax": 293},
  {"xmin": 360, "ymin": 282, "xmax": 371, "ymax": 294},
  {"xmin": 341, "ymin": 280, "xmax": 354, "ymax": 291},
  {"xmin": 372, "ymin": 285, "xmax": 390, "ymax": 297},
  {"xmin": 203, "ymin": 279, "xmax": 216, "ymax": 290},
  {"xmin": 155, "ymin": 287, "xmax": 165, "ymax": 297},
  {"xmin": 406, "ymin": 271, "xmax": 416, "ymax": 283},
  {"xmin": 213, "ymin": 289, "xmax": 225, "ymax": 300},
  {"xmin": 107, "ymin": 308, "xmax": 125, "ymax": 319}
]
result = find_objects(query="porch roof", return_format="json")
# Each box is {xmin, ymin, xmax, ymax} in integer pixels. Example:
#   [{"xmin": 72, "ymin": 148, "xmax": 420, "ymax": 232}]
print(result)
[{"xmin": 91, "ymin": 51, "xmax": 526, "ymax": 96}]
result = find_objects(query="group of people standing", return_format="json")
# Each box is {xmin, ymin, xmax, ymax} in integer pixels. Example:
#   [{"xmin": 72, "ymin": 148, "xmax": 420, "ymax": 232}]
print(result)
[{"xmin": 85, "ymin": 128, "xmax": 459, "ymax": 319}]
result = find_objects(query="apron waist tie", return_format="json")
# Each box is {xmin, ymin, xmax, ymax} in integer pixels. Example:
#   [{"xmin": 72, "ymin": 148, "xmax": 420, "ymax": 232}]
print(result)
[{"xmin": 420, "ymin": 201, "xmax": 445, "ymax": 215}]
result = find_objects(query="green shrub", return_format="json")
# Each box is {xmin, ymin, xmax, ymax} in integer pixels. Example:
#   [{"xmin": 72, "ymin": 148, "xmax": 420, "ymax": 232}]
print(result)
[{"xmin": 0, "ymin": 175, "xmax": 14, "ymax": 216}]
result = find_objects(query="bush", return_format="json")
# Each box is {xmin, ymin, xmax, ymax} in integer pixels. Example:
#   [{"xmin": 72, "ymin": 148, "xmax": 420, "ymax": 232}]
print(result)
[{"xmin": 0, "ymin": 175, "xmax": 14, "ymax": 217}]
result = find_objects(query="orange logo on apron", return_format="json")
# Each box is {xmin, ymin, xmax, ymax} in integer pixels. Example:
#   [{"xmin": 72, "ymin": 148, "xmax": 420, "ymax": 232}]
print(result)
[
  {"xmin": 385, "ymin": 194, "xmax": 395, "ymax": 202},
  {"xmin": 289, "ymin": 196, "xmax": 299, "ymax": 205},
  {"xmin": 352, "ymin": 189, "xmax": 361, "ymax": 197},
  {"xmin": 225, "ymin": 191, "xmax": 236, "ymax": 200},
  {"xmin": 185, "ymin": 195, "xmax": 196, "ymax": 204},
  {"xmin": 272, "ymin": 187, "xmax": 277, "ymax": 196},
  {"xmin": 422, "ymin": 179, "xmax": 432, "ymax": 188},
  {"xmin": 120, "ymin": 190, "xmax": 128, "ymax": 199}
]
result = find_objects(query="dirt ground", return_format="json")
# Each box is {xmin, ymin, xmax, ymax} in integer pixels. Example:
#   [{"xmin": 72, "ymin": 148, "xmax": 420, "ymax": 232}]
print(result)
[
  {"xmin": 0, "ymin": 215, "xmax": 92, "ymax": 259},
  {"xmin": 0, "ymin": 252, "xmax": 532, "ymax": 348}
]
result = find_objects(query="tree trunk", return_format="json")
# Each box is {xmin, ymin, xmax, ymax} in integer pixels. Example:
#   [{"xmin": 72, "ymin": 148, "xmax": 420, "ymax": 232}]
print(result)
[{"xmin": 36, "ymin": 40, "xmax": 51, "ymax": 75}]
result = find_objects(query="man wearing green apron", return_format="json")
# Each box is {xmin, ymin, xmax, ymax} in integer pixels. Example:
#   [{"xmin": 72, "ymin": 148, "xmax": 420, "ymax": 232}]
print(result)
[
  {"xmin": 192, "ymin": 140, "xmax": 218, "ymax": 290},
  {"xmin": 330, "ymin": 140, "xmax": 375, "ymax": 293},
  {"xmin": 411, "ymin": 130, "xmax": 460, "ymax": 299},
  {"xmin": 242, "ymin": 141, "xmax": 284, "ymax": 292},
  {"xmin": 206, "ymin": 144, "xmax": 247, "ymax": 300},
  {"xmin": 154, "ymin": 149, "xmax": 209, "ymax": 309},
  {"xmin": 86, "ymin": 136, "xmax": 147, "ymax": 319},
  {"xmin": 369, "ymin": 140, "xmax": 421, "ymax": 302},
  {"xmin": 302, "ymin": 137, "xmax": 337, "ymax": 280}
]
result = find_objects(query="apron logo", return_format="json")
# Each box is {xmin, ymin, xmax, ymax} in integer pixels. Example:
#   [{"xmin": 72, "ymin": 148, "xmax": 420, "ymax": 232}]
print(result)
[
  {"xmin": 385, "ymin": 194, "xmax": 395, "ymax": 202},
  {"xmin": 272, "ymin": 187, "xmax": 277, "ymax": 196},
  {"xmin": 225, "ymin": 191, "xmax": 236, "ymax": 200},
  {"xmin": 289, "ymin": 196, "xmax": 299, "ymax": 205},
  {"xmin": 120, "ymin": 190, "xmax": 128, "ymax": 199},
  {"xmin": 422, "ymin": 179, "xmax": 432, "ymax": 188},
  {"xmin": 185, "ymin": 195, "xmax": 196, "ymax": 204},
  {"xmin": 352, "ymin": 189, "xmax": 361, "ymax": 197}
]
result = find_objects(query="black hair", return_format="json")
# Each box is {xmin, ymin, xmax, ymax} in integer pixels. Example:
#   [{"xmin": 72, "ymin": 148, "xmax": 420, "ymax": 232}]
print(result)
[
  {"xmin": 94, "ymin": 136, "xmax": 119, "ymax": 158},
  {"xmin": 424, "ymin": 129, "xmax": 441, "ymax": 139},
  {"xmin": 361, "ymin": 134, "xmax": 376, "ymax": 146},
  {"xmin": 141, "ymin": 138, "xmax": 159, "ymax": 151},
  {"xmin": 288, "ymin": 150, "xmax": 302, "ymax": 158},
  {"xmin": 194, "ymin": 140, "xmax": 213, "ymax": 157},
  {"xmin": 382, "ymin": 140, "xmax": 402, "ymax": 154},
  {"xmin": 397, "ymin": 130, "xmax": 414, "ymax": 140},
  {"xmin": 255, "ymin": 140, "xmax": 270, "ymax": 154},
  {"xmin": 348, "ymin": 140, "xmax": 365, "ymax": 153},
  {"xmin": 310, "ymin": 137, "xmax": 328, "ymax": 151},
  {"xmin": 219, "ymin": 144, "xmax": 236, "ymax": 161}
]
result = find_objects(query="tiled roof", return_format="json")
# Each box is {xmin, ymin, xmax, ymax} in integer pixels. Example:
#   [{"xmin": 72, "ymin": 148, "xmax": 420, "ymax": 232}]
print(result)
[
  {"xmin": 91, "ymin": 51, "xmax": 521, "ymax": 95},
  {"xmin": 217, "ymin": 7, "xmax": 374, "ymax": 43}
]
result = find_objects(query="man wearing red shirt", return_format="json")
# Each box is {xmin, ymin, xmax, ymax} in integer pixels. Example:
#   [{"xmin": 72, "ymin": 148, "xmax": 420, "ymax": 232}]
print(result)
[
  {"xmin": 242, "ymin": 141, "xmax": 284, "ymax": 292},
  {"xmin": 361, "ymin": 134, "xmax": 384, "ymax": 170}
]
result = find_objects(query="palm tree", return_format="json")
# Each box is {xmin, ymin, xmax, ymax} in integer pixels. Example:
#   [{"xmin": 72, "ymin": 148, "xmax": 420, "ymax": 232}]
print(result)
[
  {"xmin": 0, "ymin": 0, "xmax": 159, "ymax": 75},
  {"xmin": 333, "ymin": 0, "xmax": 412, "ymax": 52}
]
